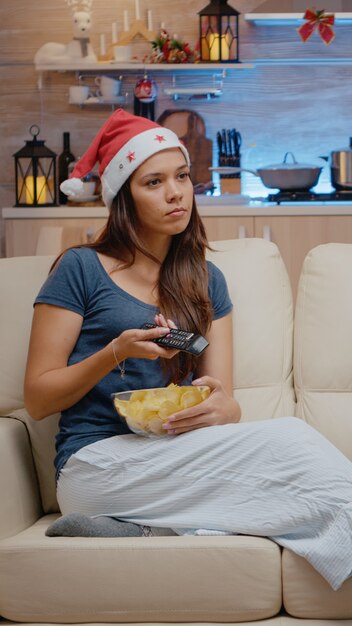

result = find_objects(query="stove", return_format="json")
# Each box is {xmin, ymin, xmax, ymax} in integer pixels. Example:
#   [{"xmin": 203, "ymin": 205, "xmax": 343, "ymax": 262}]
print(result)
[{"xmin": 266, "ymin": 190, "xmax": 352, "ymax": 204}]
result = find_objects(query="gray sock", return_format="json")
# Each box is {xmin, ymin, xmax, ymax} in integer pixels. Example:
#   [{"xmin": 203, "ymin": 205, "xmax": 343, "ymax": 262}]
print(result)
[{"xmin": 45, "ymin": 513, "xmax": 144, "ymax": 537}]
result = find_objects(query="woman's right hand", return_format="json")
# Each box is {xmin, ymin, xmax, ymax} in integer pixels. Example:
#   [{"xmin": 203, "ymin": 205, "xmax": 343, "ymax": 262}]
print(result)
[{"xmin": 112, "ymin": 324, "xmax": 179, "ymax": 363}]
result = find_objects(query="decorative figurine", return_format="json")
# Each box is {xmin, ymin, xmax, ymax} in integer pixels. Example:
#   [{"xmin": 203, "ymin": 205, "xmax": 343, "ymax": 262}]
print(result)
[{"xmin": 34, "ymin": 0, "xmax": 97, "ymax": 65}]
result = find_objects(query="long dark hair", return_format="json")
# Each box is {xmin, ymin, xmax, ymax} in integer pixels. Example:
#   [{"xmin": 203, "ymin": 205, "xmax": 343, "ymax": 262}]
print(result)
[{"xmin": 53, "ymin": 180, "xmax": 213, "ymax": 382}]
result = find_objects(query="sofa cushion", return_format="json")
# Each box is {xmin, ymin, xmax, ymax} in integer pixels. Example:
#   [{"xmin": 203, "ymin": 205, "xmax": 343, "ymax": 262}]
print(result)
[
  {"xmin": 282, "ymin": 548, "xmax": 352, "ymax": 618},
  {"xmin": 294, "ymin": 243, "xmax": 352, "ymax": 460},
  {"xmin": 9, "ymin": 408, "xmax": 59, "ymax": 513},
  {"xmin": 0, "ymin": 515, "xmax": 282, "ymax": 623},
  {"xmin": 207, "ymin": 239, "xmax": 295, "ymax": 421},
  {"xmin": 0, "ymin": 255, "xmax": 59, "ymax": 513},
  {"xmin": 0, "ymin": 255, "xmax": 54, "ymax": 415}
]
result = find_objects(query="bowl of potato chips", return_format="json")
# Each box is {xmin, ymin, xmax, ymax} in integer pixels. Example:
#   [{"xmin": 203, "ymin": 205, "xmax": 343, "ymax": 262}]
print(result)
[{"xmin": 112, "ymin": 383, "xmax": 210, "ymax": 437}]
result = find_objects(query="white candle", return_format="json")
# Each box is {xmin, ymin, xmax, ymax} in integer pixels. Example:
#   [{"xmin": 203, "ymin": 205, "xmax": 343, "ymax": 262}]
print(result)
[
  {"xmin": 123, "ymin": 9, "xmax": 129, "ymax": 31},
  {"xmin": 112, "ymin": 21, "xmax": 118, "ymax": 43},
  {"xmin": 160, "ymin": 21, "xmax": 165, "ymax": 29},
  {"xmin": 100, "ymin": 33, "xmax": 106, "ymax": 55},
  {"xmin": 135, "ymin": 0, "xmax": 140, "ymax": 20},
  {"xmin": 147, "ymin": 9, "xmax": 153, "ymax": 31}
]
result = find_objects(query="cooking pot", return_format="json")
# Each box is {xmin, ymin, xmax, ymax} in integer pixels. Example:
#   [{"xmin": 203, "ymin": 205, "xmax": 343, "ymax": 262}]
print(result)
[
  {"xmin": 330, "ymin": 139, "xmax": 352, "ymax": 189},
  {"xmin": 211, "ymin": 152, "xmax": 322, "ymax": 191}
]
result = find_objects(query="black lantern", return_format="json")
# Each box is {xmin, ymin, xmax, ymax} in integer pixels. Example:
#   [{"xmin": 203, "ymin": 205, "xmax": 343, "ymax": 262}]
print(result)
[
  {"xmin": 198, "ymin": 0, "xmax": 240, "ymax": 63},
  {"xmin": 13, "ymin": 125, "xmax": 57, "ymax": 207}
]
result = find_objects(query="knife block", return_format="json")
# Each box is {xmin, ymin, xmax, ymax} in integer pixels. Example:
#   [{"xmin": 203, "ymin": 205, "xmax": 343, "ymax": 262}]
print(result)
[{"xmin": 220, "ymin": 177, "xmax": 241, "ymax": 194}]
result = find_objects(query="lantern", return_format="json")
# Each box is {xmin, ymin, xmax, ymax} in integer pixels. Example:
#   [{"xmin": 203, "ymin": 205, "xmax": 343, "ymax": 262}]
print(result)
[
  {"xmin": 13, "ymin": 125, "xmax": 57, "ymax": 207},
  {"xmin": 198, "ymin": 0, "xmax": 240, "ymax": 63}
]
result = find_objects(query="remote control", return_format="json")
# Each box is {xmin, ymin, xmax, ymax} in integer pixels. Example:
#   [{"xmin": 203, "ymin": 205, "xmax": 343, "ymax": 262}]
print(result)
[{"xmin": 141, "ymin": 323, "xmax": 209, "ymax": 356}]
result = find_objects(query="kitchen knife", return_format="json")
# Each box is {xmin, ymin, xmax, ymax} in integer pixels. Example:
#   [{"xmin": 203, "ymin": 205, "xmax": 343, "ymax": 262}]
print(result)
[
  {"xmin": 227, "ymin": 129, "xmax": 233, "ymax": 165},
  {"xmin": 216, "ymin": 131, "xmax": 223, "ymax": 166},
  {"xmin": 231, "ymin": 129, "xmax": 242, "ymax": 157},
  {"xmin": 221, "ymin": 129, "xmax": 228, "ymax": 165}
]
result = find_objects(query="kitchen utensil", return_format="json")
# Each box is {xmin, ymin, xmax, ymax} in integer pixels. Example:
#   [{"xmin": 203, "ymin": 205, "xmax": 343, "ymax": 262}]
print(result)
[
  {"xmin": 231, "ymin": 129, "xmax": 242, "ymax": 157},
  {"xmin": 157, "ymin": 109, "xmax": 212, "ymax": 186},
  {"xmin": 220, "ymin": 152, "xmax": 322, "ymax": 191},
  {"xmin": 221, "ymin": 129, "xmax": 229, "ymax": 165},
  {"xmin": 217, "ymin": 131, "xmax": 224, "ymax": 166},
  {"xmin": 330, "ymin": 138, "xmax": 352, "ymax": 189}
]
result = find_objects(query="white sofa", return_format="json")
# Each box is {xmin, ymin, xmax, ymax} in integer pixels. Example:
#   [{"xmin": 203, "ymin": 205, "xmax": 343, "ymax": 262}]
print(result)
[{"xmin": 0, "ymin": 238, "xmax": 351, "ymax": 625}]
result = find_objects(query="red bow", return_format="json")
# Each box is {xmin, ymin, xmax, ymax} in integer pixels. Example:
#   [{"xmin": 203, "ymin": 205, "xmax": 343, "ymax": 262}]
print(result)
[{"xmin": 297, "ymin": 8, "xmax": 335, "ymax": 45}]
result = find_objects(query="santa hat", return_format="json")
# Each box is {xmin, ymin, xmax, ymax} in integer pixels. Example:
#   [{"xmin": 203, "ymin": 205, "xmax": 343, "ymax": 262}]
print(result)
[{"xmin": 60, "ymin": 109, "xmax": 190, "ymax": 208}]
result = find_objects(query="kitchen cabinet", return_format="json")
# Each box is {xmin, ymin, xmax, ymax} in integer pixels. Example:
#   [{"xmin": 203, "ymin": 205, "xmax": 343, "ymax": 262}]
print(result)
[
  {"xmin": 254, "ymin": 215, "xmax": 352, "ymax": 300},
  {"xmin": 202, "ymin": 216, "xmax": 254, "ymax": 241},
  {"xmin": 3, "ymin": 206, "xmax": 352, "ymax": 302},
  {"xmin": 4, "ymin": 217, "xmax": 107, "ymax": 257}
]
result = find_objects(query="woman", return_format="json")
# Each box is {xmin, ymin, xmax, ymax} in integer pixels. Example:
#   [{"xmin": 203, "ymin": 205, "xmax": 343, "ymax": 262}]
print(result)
[{"xmin": 24, "ymin": 110, "xmax": 352, "ymax": 591}]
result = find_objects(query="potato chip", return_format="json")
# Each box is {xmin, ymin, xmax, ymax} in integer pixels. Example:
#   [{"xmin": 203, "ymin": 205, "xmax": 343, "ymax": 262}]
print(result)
[
  {"xmin": 180, "ymin": 387, "xmax": 202, "ymax": 409},
  {"xmin": 158, "ymin": 400, "xmax": 180, "ymax": 419}
]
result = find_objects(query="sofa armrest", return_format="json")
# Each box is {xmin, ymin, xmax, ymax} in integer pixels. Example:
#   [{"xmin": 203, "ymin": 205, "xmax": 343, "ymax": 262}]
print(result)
[{"xmin": 0, "ymin": 417, "xmax": 42, "ymax": 539}]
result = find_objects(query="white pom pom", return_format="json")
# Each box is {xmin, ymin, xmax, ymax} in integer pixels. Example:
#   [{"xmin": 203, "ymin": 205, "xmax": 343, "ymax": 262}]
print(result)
[{"xmin": 60, "ymin": 178, "xmax": 84, "ymax": 196}]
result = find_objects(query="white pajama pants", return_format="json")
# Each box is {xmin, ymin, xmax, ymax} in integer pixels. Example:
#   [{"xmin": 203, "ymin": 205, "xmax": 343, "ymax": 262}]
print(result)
[{"xmin": 57, "ymin": 416, "xmax": 352, "ymax": 591}]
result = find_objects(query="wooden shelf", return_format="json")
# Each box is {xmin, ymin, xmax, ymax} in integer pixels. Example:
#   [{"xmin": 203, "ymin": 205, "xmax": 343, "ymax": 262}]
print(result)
[
  {"xmin": 35, "ymin": 61, "xmax": 254, "ymax": 72},
  {"xmin": 244, "ymin": 12, "xmax": 352, "ymax": 25}
]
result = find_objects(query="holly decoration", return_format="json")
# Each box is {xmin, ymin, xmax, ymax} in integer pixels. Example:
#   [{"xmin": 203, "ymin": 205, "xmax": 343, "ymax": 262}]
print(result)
[
  {"xmin": 297, "ymin": 8, "xmax": 335, "ymax": 45},
  {"xmin": 145, "ymin": 28, "xmax": 199, "ymax": 64}
]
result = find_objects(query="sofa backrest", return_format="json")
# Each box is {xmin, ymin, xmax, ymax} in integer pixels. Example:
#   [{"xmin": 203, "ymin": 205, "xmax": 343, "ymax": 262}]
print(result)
[
  {"xmin": 294, "ymin": 243, "xmax": 352, "ymax": 461},
  {"xmin": 208, "ymin": 238, "xmax": 295, "ymax": 422},
  {"xmin": 0, "ymin": 239, "xmax": 295, "ymax": 513}
]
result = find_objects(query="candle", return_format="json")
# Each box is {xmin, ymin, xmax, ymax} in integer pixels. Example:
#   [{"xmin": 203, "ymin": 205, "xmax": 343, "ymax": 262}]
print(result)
[
  {"xmin": 160, "ymin": 21, "xmax": 165, "ymax": 29},
  {"xmin": 147, "ymin": 9, "xmax": 153, "ymax": 31},
  {"xmin": 135, "ymin": 0, "xmax": 140, "ymax": 20},
  {"xmin": 100, "ymin": 33, "xmax": 106, "ymax": 55},
  {"xmin": 220, "ymin": 35, "xmax": 230, "ymax": 60},
  {"xmin": 209, "ymin": 33, "xmax": 220, "ymax": 61},
  {"xmin": 123, "ymin": 9, "xmax": 129, "ymax": 31},
  {"xmin": 25, "ymin": 176, "xmax": 47, "ymax": 205},
  {"xmin": 112, "ymin": 21, "xmax": 118, "ymax": 43}
]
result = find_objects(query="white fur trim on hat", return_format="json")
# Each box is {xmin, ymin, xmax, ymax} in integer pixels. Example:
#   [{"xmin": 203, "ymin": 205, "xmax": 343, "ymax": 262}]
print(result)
[
  {"xmin": 60, "ymin": 178, "xmax": 84, "ymax": 196},
  {"xmin": 102, "ymin": 127, "xmax": 190, "ymax": 208}
]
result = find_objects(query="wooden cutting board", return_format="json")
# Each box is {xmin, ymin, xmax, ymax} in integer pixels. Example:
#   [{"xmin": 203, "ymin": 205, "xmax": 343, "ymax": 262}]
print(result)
[{"xmin": 157, "ymin": 109, "xmax": 213, "ymax": 185}]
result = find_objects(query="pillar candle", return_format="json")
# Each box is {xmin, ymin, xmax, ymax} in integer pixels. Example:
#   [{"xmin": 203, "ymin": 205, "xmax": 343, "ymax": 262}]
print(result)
[
  {"xmin": 135, "ymin": 0, "xmax": 140, "ymax": 20},
  {"xmin": 209, "ymin": 33, "xmax": 220, "ymax": 61},
  {"xmin": 25, "ymin": 176, "xmax": 47, "ymax": 205},
  {"xmin": 123, "ymin": 10, "xmax": 129, "ymax": 31},
  {"xmin": 221, "ymin": 35, "xmax": 230, "ymax": 60}
]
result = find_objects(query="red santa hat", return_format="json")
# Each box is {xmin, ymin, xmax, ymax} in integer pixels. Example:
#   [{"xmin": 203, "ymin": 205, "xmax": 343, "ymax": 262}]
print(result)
[{"xmin": 60, "ymin": 109, "xmax": 190, "ymax": 208}]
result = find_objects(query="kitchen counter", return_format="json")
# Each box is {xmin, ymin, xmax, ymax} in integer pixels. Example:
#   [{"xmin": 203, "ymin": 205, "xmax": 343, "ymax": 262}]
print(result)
[{"xmin": 4, "ymin": 198, "xmax": 352, "ymax": 219}]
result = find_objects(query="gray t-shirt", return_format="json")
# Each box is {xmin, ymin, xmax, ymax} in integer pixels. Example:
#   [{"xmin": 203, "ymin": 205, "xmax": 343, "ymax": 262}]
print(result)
[{"xmin": 35, "ymin": 247, "xmax": 233, "ymax": 477}]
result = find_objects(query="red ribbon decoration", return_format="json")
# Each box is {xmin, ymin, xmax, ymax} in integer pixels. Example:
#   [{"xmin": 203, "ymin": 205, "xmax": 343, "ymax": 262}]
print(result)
[{"xmin": 297, "ymin": 8, "xmax": 335, "ymax": 45}]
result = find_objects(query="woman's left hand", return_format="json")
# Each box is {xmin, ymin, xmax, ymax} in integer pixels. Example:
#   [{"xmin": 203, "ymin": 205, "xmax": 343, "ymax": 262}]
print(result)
[{"xmin": 162, "ymin": 375, "xmax": 241, "ymax": 436}]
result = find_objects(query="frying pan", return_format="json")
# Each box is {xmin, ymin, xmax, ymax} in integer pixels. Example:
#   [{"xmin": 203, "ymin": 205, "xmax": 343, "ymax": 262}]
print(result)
[{"xmin": 210, "ymin": 152, "xmax": 322, "ymax": 191}]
